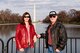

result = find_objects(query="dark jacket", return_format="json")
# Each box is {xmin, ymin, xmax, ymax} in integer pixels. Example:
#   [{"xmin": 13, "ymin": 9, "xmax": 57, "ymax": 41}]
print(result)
[{"xmin": 41, "ymin": 22, "xmax": 67, "ymax": 51}]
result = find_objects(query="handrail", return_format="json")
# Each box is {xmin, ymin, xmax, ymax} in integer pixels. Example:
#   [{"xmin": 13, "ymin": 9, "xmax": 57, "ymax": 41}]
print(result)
[{"xmin": 68, "ymin": 37, "xmax": 80, "ymax": 39}]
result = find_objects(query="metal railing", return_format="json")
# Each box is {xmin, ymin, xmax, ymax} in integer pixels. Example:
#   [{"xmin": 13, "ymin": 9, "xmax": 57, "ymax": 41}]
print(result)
[
  {"xmin": 5, "ymin": 37, "xmax": 80, "ymax": 53},
  {"xmin": 0, "ymin": 38, "xmax": 4, "ymax": 53},
  {"xmin": 65, "ymin": 37, "xmax": 80, "ymax": 53}
]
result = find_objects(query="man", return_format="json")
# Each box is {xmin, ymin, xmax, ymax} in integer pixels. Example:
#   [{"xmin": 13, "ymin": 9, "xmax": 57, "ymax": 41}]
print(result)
[{"xmin": 41, "ymin": 11, "xmax": 67, "ymax": 53}]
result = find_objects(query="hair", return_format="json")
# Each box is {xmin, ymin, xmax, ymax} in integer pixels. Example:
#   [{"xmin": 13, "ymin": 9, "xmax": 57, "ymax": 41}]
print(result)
[{"xmin": 20, "ymin": 12, "xmax": 32, "ymax": 25}]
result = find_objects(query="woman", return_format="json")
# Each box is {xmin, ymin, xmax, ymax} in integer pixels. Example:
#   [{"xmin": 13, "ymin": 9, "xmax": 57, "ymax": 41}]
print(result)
[{"xmin": 15, "ymin": 12, "xmax": 40, "ymax": 53}]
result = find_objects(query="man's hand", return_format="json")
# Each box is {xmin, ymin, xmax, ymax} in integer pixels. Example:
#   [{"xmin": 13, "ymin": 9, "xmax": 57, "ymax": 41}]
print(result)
[
  {"xmin": 56, "ymin": 49, "xmax": 60, "ymax": 53},
  {"xmin": 19, "ymin": 48, "xmax": 24, "ymax": 52}
]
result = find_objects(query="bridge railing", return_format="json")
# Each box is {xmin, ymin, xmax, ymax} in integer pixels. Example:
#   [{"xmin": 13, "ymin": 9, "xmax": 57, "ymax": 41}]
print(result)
[{"xmin": 5, "ymin": 37, "xmax": 80, "ymax": 53}]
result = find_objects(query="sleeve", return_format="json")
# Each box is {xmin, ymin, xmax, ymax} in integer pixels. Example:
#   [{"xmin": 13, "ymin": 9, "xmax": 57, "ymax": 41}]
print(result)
[
  {"xmin": 57, "ymin": 24, "xmax": 67, "ymax": 51},
  {"xmin": 40, "ymin": 26, "xmax": 49, "ymax": 39},
  {"xmin": 15, "ymin": 24, "xmax": 22, "ymax": 49},
  {"xmin": 32, "ymin": 25, "xmax": 37, "ymax": 37},
  {"xmin": 40, "ymin": 33, "xmax": 45, "ymax": 38}
]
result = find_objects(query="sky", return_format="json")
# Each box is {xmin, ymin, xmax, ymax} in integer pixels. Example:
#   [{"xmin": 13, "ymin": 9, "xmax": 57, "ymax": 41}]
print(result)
[{"xmin": 0, "ymin": 0, "xmax": 80, "ymax": 20}]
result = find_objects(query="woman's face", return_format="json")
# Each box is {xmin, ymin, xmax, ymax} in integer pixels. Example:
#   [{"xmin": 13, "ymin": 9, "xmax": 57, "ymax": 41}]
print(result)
[{"xmin": 24, "ymin": 14, "xmax": 30, "ymax": 22}]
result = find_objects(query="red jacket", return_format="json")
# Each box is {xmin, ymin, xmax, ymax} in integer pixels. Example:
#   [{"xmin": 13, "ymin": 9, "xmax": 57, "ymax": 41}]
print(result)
[{"xmin": 15, "ymin": 24, "xmax": 37, "ymax": 50}]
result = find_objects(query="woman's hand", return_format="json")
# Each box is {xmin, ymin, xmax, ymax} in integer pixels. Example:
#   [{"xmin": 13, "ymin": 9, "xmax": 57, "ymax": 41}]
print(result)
[
  {"xmin": 56, "ymin": 49, "xmax": 60, "ymax": 53},
  {"xmin": 37, "ymin": 34, "xmax": 41, "ymax": 38},
  {"xmin": 33, "ymin": 36, "xmax": 37, "ymax": 43},
  {"xmin": 19, "ymin": 48, "xmax": 24, "ymax": 52}
]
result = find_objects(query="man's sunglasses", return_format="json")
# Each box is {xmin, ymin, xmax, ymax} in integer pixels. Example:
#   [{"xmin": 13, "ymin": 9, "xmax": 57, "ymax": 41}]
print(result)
[{"xmin": 49, "ymin": 15, "xmax": 56, "ymax": 18}]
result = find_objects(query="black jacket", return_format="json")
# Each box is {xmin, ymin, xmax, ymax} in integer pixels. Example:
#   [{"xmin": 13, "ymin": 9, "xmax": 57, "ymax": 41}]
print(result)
[{"xmin": 41, "ymin": 22, "xmax": 67, "ymax": 51}]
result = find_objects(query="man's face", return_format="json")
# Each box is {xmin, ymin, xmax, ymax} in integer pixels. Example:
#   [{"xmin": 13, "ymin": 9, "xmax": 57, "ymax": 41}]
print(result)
[{"xmin": 49, "ymin": 15, "xmax": 58, "ymax": 23}]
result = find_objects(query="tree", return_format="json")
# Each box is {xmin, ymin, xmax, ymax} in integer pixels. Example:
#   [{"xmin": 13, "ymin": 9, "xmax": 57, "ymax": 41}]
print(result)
[
  {"xmin": 58, "ymin": 10, "xmax": 68, "ymax": 23},
  {"xmin": 42, "ymin": 16, "xmax": 50, "ymax": 23},
  {"xmin": 68, "ymin": 9, "xmax": 77, "ymax": 18},
  {"xmin": 0, "ymin": 9, "xmax": 21, "ymax": 23}
]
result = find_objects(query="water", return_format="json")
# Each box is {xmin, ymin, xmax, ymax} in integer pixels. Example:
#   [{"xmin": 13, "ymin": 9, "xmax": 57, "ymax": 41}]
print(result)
[{"xmin": 0, "ymin": 23, "xmax": 80, "ymax": 53}]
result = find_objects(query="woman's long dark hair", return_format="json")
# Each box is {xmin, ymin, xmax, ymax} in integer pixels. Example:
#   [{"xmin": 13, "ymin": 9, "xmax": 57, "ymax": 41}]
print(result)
[{"xmin": 20, "ymin": 12, "xmax": 32, "ymax": 25}]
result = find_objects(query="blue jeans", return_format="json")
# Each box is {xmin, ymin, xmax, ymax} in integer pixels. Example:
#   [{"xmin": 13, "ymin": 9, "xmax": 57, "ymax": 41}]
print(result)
[
  {"xmin": 48, "ymin": 46, "xmax": 62, "ymax": 53},
  {"xmin": 17, "ymin": 47, "xmax": 34, "ymax": 53}
]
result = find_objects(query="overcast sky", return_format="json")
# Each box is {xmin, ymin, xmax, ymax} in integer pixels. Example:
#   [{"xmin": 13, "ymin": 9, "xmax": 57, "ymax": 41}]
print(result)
[{"xmin": 0, "ymin": 0, "xmax": 80, "ymax": 20}]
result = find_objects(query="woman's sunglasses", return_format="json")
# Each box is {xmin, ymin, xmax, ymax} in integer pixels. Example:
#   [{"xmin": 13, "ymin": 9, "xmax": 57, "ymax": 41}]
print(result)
[{"xmin": 24, "ymin": 16, "xmax": 30, "ymax": 18}]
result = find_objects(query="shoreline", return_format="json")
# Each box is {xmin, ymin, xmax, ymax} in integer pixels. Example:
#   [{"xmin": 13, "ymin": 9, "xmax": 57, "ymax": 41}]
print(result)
[
  {"xmin": 0, "ymin": 23, "xmax": 80, "ymax": 25},
  {"xmin": 0, "ymin": 23, "xmax": 18, "ymax": 25},
  {"xmin": 0, "ymin": 23, "xmax": 80, "ymax": 28},
  {"xmin": 64, "ymin": 24, "xmax": 80, "ymax": 28}
]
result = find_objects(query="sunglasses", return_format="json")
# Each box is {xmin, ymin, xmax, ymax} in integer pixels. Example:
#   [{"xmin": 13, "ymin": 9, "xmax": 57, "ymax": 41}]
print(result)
[
  {"xmin": 24, "ymin": 16, "xmax": 30, "ymax": 18},
  {"xmin": 49, "ymin": 15, "xmax": 56, "ymax": 18}
]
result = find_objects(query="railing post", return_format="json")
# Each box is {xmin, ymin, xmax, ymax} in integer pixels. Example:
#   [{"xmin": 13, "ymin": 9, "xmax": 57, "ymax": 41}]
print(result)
[
  {"xmin": 43, "ymin": 38, "xmax": 44, "ymax": 53},
  {"xmin": 6, "ymin": 37, "xmax": 15, "ymax": 53},
  {"xmin": 38, "ymin": 39, "xmax": 40, "ymax": 53},
  {"xmin": 34, "ymin": 43, "xmax": 36, "ymax": 53},
  {"xmin": 66, "ymin": 43, "xmax": 67, "ymax": 53},
  {"xmin": 75, "ymin": 38, "xmax": 77, "ymax": 53},
  {"xmin": 0, "ymin": 39, "xmax": 4, "ymax": 53},
  {"xmin": 70, "ymin": 39, "xmax": 72, "ymax": 53}
]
